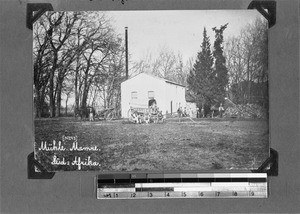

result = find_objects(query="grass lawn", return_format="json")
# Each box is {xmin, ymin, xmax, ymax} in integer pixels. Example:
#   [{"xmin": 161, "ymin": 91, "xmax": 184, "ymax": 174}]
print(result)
[{"xmin": 34, "ymin": 117, "xmax": 269, "ymax": 172}]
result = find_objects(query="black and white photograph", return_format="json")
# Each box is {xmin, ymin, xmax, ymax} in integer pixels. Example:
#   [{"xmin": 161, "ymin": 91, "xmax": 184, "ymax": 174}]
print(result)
[{"xmin": 33, "ymin": 10, "xmax": 269, "ymax": 171}]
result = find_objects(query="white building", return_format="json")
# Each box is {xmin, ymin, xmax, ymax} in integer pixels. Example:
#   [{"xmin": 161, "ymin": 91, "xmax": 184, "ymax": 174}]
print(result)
[{"xmin": 121, "ymin": 73, "xmax": 196, "ymax": 118}]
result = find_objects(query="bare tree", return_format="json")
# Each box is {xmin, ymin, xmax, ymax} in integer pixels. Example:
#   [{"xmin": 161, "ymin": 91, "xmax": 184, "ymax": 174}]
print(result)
[
  {"xmin": 44, "ymin": 12, "xmax": 82, "ymax": 117},
  {"xmin": 224, "ymin": 17, "xmax": 268, "ymax": 106},
  {"xmin": 33, "ymin": 11, "xmax": 126, "ymax": 118},
  {"xmin": 131, "ymin": 48, "xmax": 189, "ymax": 85},
  {"xmin": 130, "ymin": 52, "xmax": 152, "ymax": 76},
  {"xmin": 33, "ymin": 15, "xmax": 53, "ymax": 117}
]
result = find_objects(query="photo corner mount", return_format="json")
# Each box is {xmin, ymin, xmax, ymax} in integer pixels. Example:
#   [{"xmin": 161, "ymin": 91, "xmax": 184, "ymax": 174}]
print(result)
[
  {"xmin": 28, "ymin": 152, "xmax": 55, "ymax": 179},
  {"xmin": 26, "ymin": 3, "xmax": 53, "ymax": 30},
  {"xmin": 252, "ymin": 148, "xmax": 278, "ymax": 176},
  {"xmin": 248, "ymin": 0, "xmax": 276, "ymax": 28}
]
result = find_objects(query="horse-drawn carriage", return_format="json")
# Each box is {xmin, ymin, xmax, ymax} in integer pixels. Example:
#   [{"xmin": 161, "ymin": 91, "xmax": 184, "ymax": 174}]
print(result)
[
  {"xmin": 127, "ymin": 99, "xmax": 165, "ymax": 124},
  {"xmin": 128, "ymin": 106, "xmax": 164, "ymax": 124},
  {"xmin": 76, "ymin": 106, "xmax": 116, "ymax": 121},
  {"xmin": 94, "ymin": 107, "xmax": 116, "ymax": 121}
]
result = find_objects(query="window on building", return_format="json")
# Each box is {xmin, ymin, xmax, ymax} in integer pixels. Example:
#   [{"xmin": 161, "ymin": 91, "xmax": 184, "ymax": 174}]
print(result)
[
  {"xmin": 148, "ymin": 91, "xmax": 155, "ymax": 99},
  {"xmin": 131, "ymin": 91, "xmax": 138, "ymax": 99}
]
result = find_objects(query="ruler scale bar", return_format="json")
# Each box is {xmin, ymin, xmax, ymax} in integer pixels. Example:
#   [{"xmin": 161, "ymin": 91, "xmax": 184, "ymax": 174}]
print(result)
[
  {"xmin": 98, "ymin": 186, "xmax": 267, "ymax": 191},
  {"xmin": 97, "ymin": 191, "xmax": 268, "ymax": 199},
  {"xmin": 97, "ymin": 173, "xmax": 268, "ymax": 199}
]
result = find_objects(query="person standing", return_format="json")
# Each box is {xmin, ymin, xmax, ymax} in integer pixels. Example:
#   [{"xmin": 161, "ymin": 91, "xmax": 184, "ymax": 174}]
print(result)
[
  {"xmin": 89, "ymin": 108, "xmax": 94, "ymax": 121},
  {"xmin": 183, "ymin": 107, "xmax": 187, "ymax": 117},
  {"xmin": 177, "ymin": 107, "xmax": 182, "ymax": 117},
  {"xmin": 219, "ymin": 103, "xmax": 224, "ymax": 118},
  {"xmin": 201, "ymin": 106, "xmax": 204, "ymax": 118}
]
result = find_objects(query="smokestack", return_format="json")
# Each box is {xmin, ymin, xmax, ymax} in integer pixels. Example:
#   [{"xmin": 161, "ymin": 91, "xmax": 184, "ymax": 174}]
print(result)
[{"xmin": 125, "ymin": 27, "xmax": 128, "ymax": 80}]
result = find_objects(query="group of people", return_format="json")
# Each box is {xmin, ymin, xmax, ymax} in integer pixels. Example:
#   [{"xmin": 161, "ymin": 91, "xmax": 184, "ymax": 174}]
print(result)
[
  {"xmin": 177, "ymin": 107, "xmax": 190, "ymax": 117},
  {"xmin": 131, "ymin": 99, "xmax": 164, "ymax": 124},
  {"xmin": 196, "ymin": 103, "xmax": 224, "ymax": 118},
  {"xmin": 177, "ymin": 103, "xmax": 224, "ymax": 119}
]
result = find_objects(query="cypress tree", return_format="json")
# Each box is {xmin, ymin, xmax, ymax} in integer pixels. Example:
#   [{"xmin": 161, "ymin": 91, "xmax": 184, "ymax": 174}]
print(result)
[
  {"xmin": 212, "ymin": 23, "xmax": 229, "ymax": 103},
  {"xmin": 187, "ymin": 27, "xmax": 214, "ymax": 114}
]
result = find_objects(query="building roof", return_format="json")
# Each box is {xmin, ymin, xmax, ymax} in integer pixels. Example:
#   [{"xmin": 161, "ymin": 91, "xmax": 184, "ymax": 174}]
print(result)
[{"xmin": 123, "ymin": 72, "xmax": 186, "ymax": 88}]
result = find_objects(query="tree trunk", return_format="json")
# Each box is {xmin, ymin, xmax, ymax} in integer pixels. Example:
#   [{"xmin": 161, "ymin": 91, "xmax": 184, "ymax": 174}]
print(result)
[
  {"xmin": 91, "ymin": 88, "xmax": 97, "ymax": 107},
  {"xmin": 74, "ymin": 32, "xmax": 82, "ymax": 117},
  {"xmin": 49, "ymin": 70, "xmax": 55, "ymax": 117},
  {"xmin": 81, "ymin": 93, "xmax": 87, "ymax": 113},
  {"xmin": 65, "ymin": 95, "xmax": 69, "ymax": 116},
  {"xmin": 103, "ymin": 87, "xmax": 106, "ymax": 109},
  {"xmin": 49, "ymin": 53, "xmax": 58, "ymax": 117},
  {"xmin": 40, "ymin": 85, "xmax": 47, "ymax": 117},
  {"xmin": 81, "ymin": 76, "xmax": 90, "ymax": 117},
  {"xmin": 55, "ymin": 80, "xmax": 62, "ymax": 117},
  {"xmin": 35, "ymin": 83, "xmax": 48, "ymax": 118},
  {"xmin": 246, "ymin": 54, "xmax": 251, "ymax": 104},
  {"xmin": 80, "ymin": 52, "xmax": 93, "ymax": 114},
  {"xmin": 74, "ymin": 69, "xmax": 79, "ymax": 117},
  {"xmin": 35, "ymin": 92, "xmax": 42, "ymax": 118},
  {"xmin": 81, "ymin": 75, "xmax": 88, "ymax": 109}
]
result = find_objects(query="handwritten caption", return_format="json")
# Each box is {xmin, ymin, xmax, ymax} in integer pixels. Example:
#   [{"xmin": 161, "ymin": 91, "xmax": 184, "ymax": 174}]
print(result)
[{"xmin": 37, "ymin": 135, "xmax": 101, "ymax": 170}]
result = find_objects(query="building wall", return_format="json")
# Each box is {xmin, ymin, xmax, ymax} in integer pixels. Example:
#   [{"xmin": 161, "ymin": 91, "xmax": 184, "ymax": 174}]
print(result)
[
  {"xmin": 121, "ymin": 73, "xmax": 166, "ymax": 118},
  {"xmin": 121, "ymin": 73, "xmax": 188, "ymax": 117},
  {"xmin": 165, "ymin": 82, "xmax": 186, "ymax": 114}
]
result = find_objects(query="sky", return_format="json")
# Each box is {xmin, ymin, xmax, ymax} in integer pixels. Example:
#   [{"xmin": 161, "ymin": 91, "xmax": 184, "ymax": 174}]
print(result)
[
  {"xmin": 56, "ymin": 10, "xmax": 265, "ymax": 106},
  {"xmin": 106, "ymin": 10, "xmax": 263, "ymax": 67}
]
